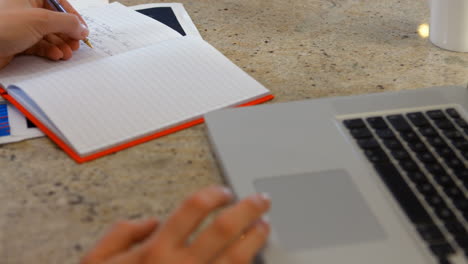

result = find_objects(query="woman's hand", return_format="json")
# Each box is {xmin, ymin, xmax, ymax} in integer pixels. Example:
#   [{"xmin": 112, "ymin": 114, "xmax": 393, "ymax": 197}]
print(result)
[
  {"xmin": 81, "ymin": 186, "xmax": 271, "ymax": 264},
  {"xmin": 0, "ymin": 0, "xmax": 89, "ymax": 69}
]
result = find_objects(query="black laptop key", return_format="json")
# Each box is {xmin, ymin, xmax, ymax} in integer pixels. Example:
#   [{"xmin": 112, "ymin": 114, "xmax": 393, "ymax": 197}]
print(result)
[
  {"xmin": 430, "ymin": 243, "xmax": 455, "ymax": 261},
  {"xmin": 427, "ymin": 110, "xmax": 446, "ymax": 120},
  {"xmin": 399, "ymin": 159, "xmax": 420, "ymax": 172},
  {"xmin": 366, "ymin": 117, "xmax": 388, "ymax": 129},
  {"xmin": 425, "ymin": 163, "xmax": 447, "ymax": 175},
  {"xmin": 407, "ymin": 112, "xmax": 430, "ymax": 127},
  {"xmin": 343, "ymin": 119, "xmax": 366, "ymax": 129},
  {"xmin": 433, "ymin": 173, "xmax": 455, "ymax": 188},
  {"xmin": 444, "ymin": 130, "xmax": 464, "ymax": 141},
  {"xmin": 364, "ymin": 148, "xmax": 389, "ymax": 163},
  {"xmin": 400, "ymin": 131, "xmax": 420, "ymax": 143},
  {"xmin": 372, "ymin": 163, "xmax": 401, "ymax": 189},
  {"xmin": 445, "ymin": 220, "xmax": 468, "ymax": 238},
  {"xmin": 453, "ymin": 199, "xmax": 468, "ymax": 214},
  {"xmin": 462, "ymin": 150, "xmax": 468, "ymax": 160},
  {"xmin": 420, "ymin": 127, "xmax": 439, "ymax": 138},
  {"xmin": 406, "ymin": 170, "xmax": 428, "ymax": 184},
  {"xmin": 445, "ymin": 157, "xmax": 465, "ymax": 171},
  {"xmin": 455, "ymin": 237, "xmax": 468, "ymax": 252},
  {"xmin": 435, "ymin": 119, "xmax": 455, "ymax": 130},
  {"xmin": 434, "ymin": 205, "xmax": 456, "ymax": 222},
  {"xmin": 455, "ymin": 118, "xmax": 468, "ymax": 128},
  {"xmin": 454, "ymin": 201, "xmax": 468, "ymax": 223},
  {"xmin": 391, "ymin": 149, "xmax": 411, "ymax": 160},
  {"xmin": 409, "ymin": 141, "xmax": 429, "ymax": 153},
  {"xmin": 454, "ymin": 170, "xmax": 468, "ymax": 188},
  {"xmin": 350, "ymin": 127, "xmax": 373, "ymax": 139},
  {"xmin": 454, "ymin": 140, "xmax": 468, "ymax": 150},
  {"xmin": 436, "ymin": 147, "xmax": 456, "ymax": 159},
  {"xmin": 357, "ymin": 138, "xmax": 380, "ymax": 149},
  {"xmin": 416, "ymin": 182, "xmax": 437, "ymax": 196},
  {"xmin": 427, "ymin": 136, "xmax": 448, "ymax": 148},
  {"xmin": 417, "ymin": 152, "xmax": 437, "ymax": 164},
  {"xmin": 454, "ymin": 236, "xmax": 468, "ymax": 252},
  {"xmin": 438, "ymin": 257, "xmax": 453, "ymax": 264},
  {"xmin": 387, "ymin": 114, "xmax": 412, "ymax": 131},
  {"xmin": 376, "ymin": 128, "xmax": 396, "ymax": 139},
  {"xmin": 373, "ymin": 163, "xmax": 433, "ymax": 225},
  {"xmin": 426, "ymin": 195, "xmax": 445, "ymax": 208},
  {"xmin": 417, "ymin": 225, "xmax": 447, "ymax": 244},
  {"xmin": 383, "ymin": 139, "xmax": 404, "ymax": 150},
  {"xmin": 446, "ymin": 108, "xmax": 460, "ymax": 119},
  {"xmin": 443, "ymin": 185, "xmax": 464, "ymax": 201}
]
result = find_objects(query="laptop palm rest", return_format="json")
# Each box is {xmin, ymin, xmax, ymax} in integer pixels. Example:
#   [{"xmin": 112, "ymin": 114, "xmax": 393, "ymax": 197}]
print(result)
[{"xmin": 254, "ymin": 169, "xmax": 387, "ymax": 251}]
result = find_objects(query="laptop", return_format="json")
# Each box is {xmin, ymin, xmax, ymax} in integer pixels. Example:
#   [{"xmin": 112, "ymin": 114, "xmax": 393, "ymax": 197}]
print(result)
[{"xmin": 204, "ymin": 85, "xmax": 468, "ymax": 264}]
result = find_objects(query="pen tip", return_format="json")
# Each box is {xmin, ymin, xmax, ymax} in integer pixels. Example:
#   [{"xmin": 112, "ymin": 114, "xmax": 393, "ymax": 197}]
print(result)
[{"xmin": 84, "ymin": 39, "xmax": 93, "ymax": 49}]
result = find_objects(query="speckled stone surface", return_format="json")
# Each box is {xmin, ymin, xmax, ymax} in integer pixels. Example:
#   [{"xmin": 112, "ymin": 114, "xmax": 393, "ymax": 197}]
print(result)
[{"xmin": 1, "ymin": 0, "xmax": 467, "ymax": 263}]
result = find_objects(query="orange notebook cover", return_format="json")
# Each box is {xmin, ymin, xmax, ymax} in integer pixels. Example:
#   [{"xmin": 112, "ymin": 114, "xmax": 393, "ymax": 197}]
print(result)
[{"xmin": 0, "ymin": 87, "xmax": 273, "ymax": 163}]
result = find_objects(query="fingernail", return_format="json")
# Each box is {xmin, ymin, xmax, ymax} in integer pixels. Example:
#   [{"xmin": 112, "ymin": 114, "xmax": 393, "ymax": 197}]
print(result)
[
  {"xmin": 256, "ymin": 219, "xmax": 270, "ymax": 234},
  {"xmin": 260, "ymin": 192, "xmax": 271, "ymax": 202},
  {"xmin": 80, "ymin": 24, "xmax": 89, "ymax": 38},
  {"xmin": 252, "ymin": 192, "xmax": 270, "ymax": 207},
  {"xmin": 258, "ymin": 192, "xmax": 271, "ymax": 206},
  {"xmin": 220, "ymin": 186, "xmax": 233, "ymax": 198}
]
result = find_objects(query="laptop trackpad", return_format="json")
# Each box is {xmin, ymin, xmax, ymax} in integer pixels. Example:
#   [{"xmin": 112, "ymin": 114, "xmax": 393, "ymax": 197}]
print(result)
[{"xmin": 254, "ymin": 169, "xmax": 386, "ymax": 251}]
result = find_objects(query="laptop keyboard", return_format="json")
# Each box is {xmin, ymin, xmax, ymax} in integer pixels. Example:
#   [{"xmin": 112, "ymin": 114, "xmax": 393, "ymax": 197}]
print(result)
[{"xmin": 343, "ymin": 107, "xmax": 468, "ymax": 264}]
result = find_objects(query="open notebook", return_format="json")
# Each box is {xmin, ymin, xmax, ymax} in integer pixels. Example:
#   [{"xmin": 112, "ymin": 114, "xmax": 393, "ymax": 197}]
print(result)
[{"xmin": 0, "ymin": 3, "xmax": 273, "ymax": 163}]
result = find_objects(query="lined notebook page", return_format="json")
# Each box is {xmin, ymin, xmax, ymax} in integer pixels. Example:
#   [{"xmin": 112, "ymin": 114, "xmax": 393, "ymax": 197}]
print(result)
[
  {"xmin": 0, "ymin": 2, "xmax": 181, "ymax": 85},
  {"xmin": 11, "ymin": 37, "xmax": 270, "ymax": 156}
]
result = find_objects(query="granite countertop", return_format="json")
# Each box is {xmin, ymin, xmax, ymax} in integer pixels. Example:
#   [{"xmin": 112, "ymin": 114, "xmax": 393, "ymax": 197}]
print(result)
[{"xmin": 1, "ymin": 0, "xmax": 467, "ymax": 263}]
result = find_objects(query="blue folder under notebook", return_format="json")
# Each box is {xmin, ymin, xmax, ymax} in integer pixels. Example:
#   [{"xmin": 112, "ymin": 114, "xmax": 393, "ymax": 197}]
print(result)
[{"xmin": 0, "ymin": 104, "xmax": 10, "ymax": 137}]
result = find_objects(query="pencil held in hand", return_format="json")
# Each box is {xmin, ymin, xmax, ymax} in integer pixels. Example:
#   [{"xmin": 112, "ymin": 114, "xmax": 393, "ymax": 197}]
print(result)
[
  {"xmin": 46, "ymin": 0, "xmax": 93, "ymax": 48},
  {"xmin": 83, "ymin": 38, "xmax": 93, "ymax": 48}
]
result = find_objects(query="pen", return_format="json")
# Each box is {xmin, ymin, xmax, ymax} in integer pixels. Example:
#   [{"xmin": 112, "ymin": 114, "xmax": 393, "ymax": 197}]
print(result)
[{"xmin": 46, "ymin": 0, "xmax": 93, "ymax": 48}]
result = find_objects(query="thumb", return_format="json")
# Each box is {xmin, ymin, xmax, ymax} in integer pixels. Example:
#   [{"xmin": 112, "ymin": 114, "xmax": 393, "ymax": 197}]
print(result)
[{"xmin": 30, "ymin": 9, "xmax": 89, "ymax": 40}]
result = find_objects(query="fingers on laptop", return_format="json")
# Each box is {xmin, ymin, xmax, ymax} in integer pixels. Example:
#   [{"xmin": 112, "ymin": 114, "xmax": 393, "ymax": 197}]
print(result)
[{"xmin": 144, "ymin": 185, "xmax": 271, "ymax": 263}]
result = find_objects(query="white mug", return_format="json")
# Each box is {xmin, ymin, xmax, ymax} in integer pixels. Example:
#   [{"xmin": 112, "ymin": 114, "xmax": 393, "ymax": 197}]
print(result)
[{"xmin": 429, "ymin": 0, "xmax": 468, "ymax": 52}]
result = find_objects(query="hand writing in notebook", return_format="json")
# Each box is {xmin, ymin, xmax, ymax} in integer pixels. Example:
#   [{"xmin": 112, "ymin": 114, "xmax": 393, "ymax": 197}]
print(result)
[
  {"xmin": 0, "ymin": 0, "xmax": 89, "ymax": 69},
  {"xmin": 81, "ymin": 186, "xmax": 271, "ymax": 264}
]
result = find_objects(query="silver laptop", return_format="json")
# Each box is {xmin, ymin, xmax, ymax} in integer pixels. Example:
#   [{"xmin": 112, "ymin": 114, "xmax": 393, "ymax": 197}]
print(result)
[{"xmin": 204, "ymin": 85, "xmax": 468, "ymax": 264}]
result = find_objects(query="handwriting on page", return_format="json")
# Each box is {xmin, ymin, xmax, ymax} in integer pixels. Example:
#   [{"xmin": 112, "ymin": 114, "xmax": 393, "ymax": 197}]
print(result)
[
  {"xmin": 82, "ymin": 15, "xmax": 133, "ymax": 56},
  {"xmin": 82, "ymin": 2, "xmax": 182, "ymax": 56}
]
